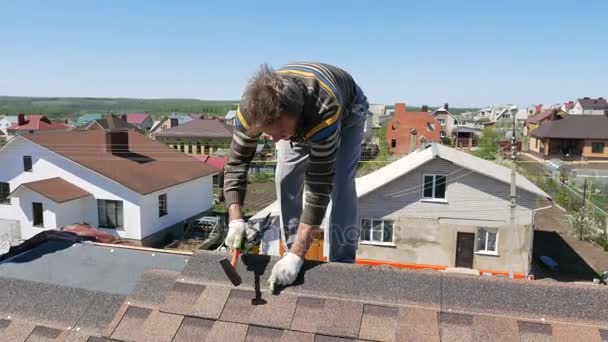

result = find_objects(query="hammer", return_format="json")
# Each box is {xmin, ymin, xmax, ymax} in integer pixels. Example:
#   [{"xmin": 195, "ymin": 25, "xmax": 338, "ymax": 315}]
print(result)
[{"xmin": 219, "ymin": 249, "xmax": 242, "ymax": 286}]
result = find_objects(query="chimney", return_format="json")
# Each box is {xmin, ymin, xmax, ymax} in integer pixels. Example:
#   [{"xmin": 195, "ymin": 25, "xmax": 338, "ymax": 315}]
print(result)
[
  {"xmin": 170, "ymin": 118, "xmax": 178, "ymax": 127},
  {"xmin": 421, "ymin": 105, "xmax": 429, "ymax": 112},
  {"xmin": 584, "ymin": 97, "xmax": 590, "ymax": 100},
  {"xmin": 18, "ymin": 114, "xmax": 26, "ymax": 126},
  {"xmin": 410, "ymin": 128, "xmax": 417, "ymax": 153},
  {"xmin": 394, "ymin": 103, "xmax": 406, "ymax": 114},
  {"xmin": 121, "ymin": 114, "xmax": 127, "ymax": 122},
  {"xmin": 105, "ymin": 129, "xmax": 129, "ymax": 155},
  {"xmin": 444, "ymin": 103, "xmax": 449, "ymax": 111}
]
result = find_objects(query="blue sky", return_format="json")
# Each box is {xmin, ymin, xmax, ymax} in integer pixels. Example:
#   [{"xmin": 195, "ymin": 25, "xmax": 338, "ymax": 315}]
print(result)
[{"xmin": 1, "ymin": 0, "xmax": 607, "ymax": 107}]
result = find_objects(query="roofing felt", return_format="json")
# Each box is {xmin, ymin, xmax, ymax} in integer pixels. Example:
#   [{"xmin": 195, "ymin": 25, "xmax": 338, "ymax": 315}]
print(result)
[
  {"xmin": 578, "ymin": 97, "xmax": 608, "ymax": 109},
  {"xmin": 0, "ymin": 241, "xmax": 608, "ymax": 341},
  {"xmin": 19, "ymin": 130, "xmax": 220, "ymax": 195},
  {"xmin": 12, "ymin": 177, "xmax": 91, "ymax": 203},
  {"xmin": 154, "ymin": 118, "xmax": 234, "ymax": 138},
  {"xmin": 530, "ymin": 115, "xmax": 608, "ymax": 139},
  {"xmin": 0, "ymin": 239, "xmax": 187, "ymax": 295},
  {"xmin": 8, "ymin": 115, "xmax": 68, "ymax": 131}
]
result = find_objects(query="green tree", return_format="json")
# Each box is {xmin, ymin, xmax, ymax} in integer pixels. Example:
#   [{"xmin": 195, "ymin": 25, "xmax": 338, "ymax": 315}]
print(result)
[
  {"xmin": 567, "ymin": 206, "xmax": 602, "ymax": 241},
  {"xmin": 476, "ymin": 127, "xmax": 500, "ymax": 160}
]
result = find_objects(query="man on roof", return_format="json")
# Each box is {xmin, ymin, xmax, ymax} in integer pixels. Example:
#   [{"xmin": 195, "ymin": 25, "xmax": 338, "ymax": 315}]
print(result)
[{"xmin": 223, "ymin": 62, "xmax": 370, "ymax": 290}]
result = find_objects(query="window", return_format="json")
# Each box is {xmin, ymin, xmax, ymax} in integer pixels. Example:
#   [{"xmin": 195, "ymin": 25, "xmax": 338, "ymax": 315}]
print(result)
[
  {"xmin": 360, "ymin": 218, "xmax": 393, "ymax": 244},
  {"xmin": 32, "ymin": 202, "xmax": 43, "ymax": 227},
  {"xmin": 476, "ymin": 228, "xmax": 498, "ymax": 254},
  {"xmin": 592, "ymin": 142, "xmax": 605, "ymax": 154},
  {"xmin": 423, "ymin": 174, "xmax": 447, "ymax": 199},
  {"xmin": 0, "ymin": 182, "xmax": 10, "ymax": 204},
  {"xmin": 188, "ymin": 143, "xmax": 193, "ymax": 154},
  {"xmin": 438, "ymin": 118, "xmax": 446, "ymax": 125},
  {"xmin": 535, "ymin": 138, "xmax": 539, "ymax": 148},
  {"xmin": 158, "ymin": 194, "xmax": 167, "ymax": 217},
  {"xmin": 23, "ymin": 156, "xmax": 32, "ymax": 172},
  {"xmin": 97, "ymin": 199, "xmax": 124, "ymax": 229},
  {"xmin": 180, "ymin": 143, "xmax": 185, "ymax": 152},
  {"xmin": 391, "ymin": 139, "xmax": 397, "ymax": 148},
  {"xmin": 196, "ymin": 142, "xmax": 202, "ymax": 154}
]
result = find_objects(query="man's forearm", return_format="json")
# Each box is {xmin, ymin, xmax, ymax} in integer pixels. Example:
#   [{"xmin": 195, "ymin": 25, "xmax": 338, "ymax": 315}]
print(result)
[
  {"xmin": 289, "ymin": 223, "xmax": 319, "ymax": 258},
  {"xmin": 228, "ymin": 203, "xmax": 243, "ymax": 222}
]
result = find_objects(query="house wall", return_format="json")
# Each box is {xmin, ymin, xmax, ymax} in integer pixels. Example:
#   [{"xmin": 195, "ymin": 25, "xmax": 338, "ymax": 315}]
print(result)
[
  {"xmin": 54, "ymin": 197, "xmax": 93, "ymax": 229},
  {"xmin": 356, "ymin": 158, "xmax": 539, "ymax": 274},
  {"xmin": 583, "ymin": 139, "xmax": 608, "ymax": 159},
  {"xmin": 156, "ymin": 136, "xmax": 232, "ymax": 155},
  {"xmin": 528, "ymin": 137, "xmax": 541, "ymax": 153},
  {"xmin": 0, "ymin": 137, "xmax": 143, "ymax": 240},
  {"xmin": 571, "ymin": 102, "xmax": 607, "ymax": 115},
  {"xmin": 11, "ymin": 189, "xmax": 58, "ymax": 238},
  {"xmin": 139, "ymin": 175, "xmax": 214, "ymax": 240}
]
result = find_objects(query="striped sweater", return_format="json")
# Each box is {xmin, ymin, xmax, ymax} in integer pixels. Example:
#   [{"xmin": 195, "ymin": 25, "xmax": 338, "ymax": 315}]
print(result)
[{"xmin": 224, "ymin": 62, "xmax": 361, "ymax": 226}]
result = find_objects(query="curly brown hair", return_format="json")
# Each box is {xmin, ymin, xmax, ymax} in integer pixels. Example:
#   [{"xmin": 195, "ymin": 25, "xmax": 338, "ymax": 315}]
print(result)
[{"xmin": 240, "ymin": 64, "xmax": 304, "ymax": 133}]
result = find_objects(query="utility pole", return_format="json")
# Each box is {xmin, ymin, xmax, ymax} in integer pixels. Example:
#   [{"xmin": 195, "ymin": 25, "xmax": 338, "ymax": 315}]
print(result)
[
  {"xmin": 580, "ymin": 178, "xmax": 588, "ymax": 241},
  {"xmin": 510, "ymin": 107, "xmax": 517, "ymax": 224}
]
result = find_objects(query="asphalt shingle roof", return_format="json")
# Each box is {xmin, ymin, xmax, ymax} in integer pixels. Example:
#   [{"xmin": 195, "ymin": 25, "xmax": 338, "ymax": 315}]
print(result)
[
  {"xmin": 154, "ymin": 118, "xmax": 234, "ymax": 138},
  {"xmin": 578, "ymin": 97, "xmax": 608, "ymax": 109},
  {"xmin": 16, "ymin": 130, "xmax": 220, "ymax": 195},
  {"xmin": 11, "ymin": 177, "xmax": 91, "ymax": 203},
  {"xmin": 1, "ymin": 235, "xmax": 608, "ymax": 341},
  {"xmin": 530, "ymin": 115, "xmax": 608, "ymax": 139}
]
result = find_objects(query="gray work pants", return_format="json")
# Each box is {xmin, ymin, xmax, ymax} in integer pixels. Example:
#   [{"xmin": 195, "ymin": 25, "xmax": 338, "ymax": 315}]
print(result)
[{"xmin": 275, "ymin": 101, "xmax": 368, "ymax": 263}]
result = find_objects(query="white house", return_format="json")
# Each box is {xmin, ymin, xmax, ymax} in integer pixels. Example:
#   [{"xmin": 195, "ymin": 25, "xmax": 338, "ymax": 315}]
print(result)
[
  {"xmin": 0, "ymin": 129, "xmax": 220, "ymax": 245},
  {"xmin": 431, "ymin": 104, "xmax": 457, "ymax": 137},
  {"xmin": 0, "ymin": 116, "xmax": 18, "ymax": 139},
  {"xmin": 252, "ymin": 143, "xmax": 551, "ymax": 275},
  {"xmin": 570, "ymin": 97, "xmax": 608, "ymax": 115}
]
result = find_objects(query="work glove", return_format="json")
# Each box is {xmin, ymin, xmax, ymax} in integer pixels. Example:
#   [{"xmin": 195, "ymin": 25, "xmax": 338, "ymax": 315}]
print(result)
[
  {"xmin": 225, "ymin": 219, "xmax": 258, "ymax": 251},
  {"xmin": 268, "ymin": 252, "xmax": 304, "ymax": 292}
]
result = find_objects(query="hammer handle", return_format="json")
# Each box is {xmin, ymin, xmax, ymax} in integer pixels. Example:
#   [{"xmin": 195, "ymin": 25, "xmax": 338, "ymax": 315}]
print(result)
[{"xmin": 231, "ymin": 249, "xmax": 240, "ymax": 267}]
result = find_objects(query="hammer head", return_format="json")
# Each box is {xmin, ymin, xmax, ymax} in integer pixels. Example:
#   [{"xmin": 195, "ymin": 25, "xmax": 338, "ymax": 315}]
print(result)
[{"xmin": 219, "ymin": 256, "xmax": 242, "ymax": 286}]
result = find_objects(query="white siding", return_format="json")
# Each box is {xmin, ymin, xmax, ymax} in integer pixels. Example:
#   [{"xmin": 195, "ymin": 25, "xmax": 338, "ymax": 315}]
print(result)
[
  {"xmin": 11, "ymin": 189, "xmax": 58, "ymax": 238},
  {"xmin": 139, "ymin": 176, "xmax": 214, "ymax": 238}
]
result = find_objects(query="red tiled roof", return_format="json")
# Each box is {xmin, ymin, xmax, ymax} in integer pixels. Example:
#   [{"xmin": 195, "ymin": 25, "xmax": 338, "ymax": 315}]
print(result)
[
  {"xmin": 15, "ymin": 177, "xmax": 91, "ymax": 203},
  {"xmin": 190, "ymin": 154, "xmax": 227, "ymax": 169},
  {"xmin": 8, "ymin": 115, "xmax": 68, "ymax": 131},
  {"xmin": 22, "ymin": 130, "xmax": 219, "ymax": 195},
  {"xmin": 124, "ymin": 113, "xmax": 150, "ymax": 124}
]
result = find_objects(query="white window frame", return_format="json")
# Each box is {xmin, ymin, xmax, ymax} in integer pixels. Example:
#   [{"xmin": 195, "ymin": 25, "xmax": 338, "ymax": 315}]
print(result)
[
  {"xmin": 475, "ymin": 228, "xmax": 498, "ymax": 255},
  {"xmin": 421, "ymin": 174, "xmax": 448, "ymax": 202},
  {"xmin": 360, "ymin": 218, "xmax": 395, "ymax": 246}
]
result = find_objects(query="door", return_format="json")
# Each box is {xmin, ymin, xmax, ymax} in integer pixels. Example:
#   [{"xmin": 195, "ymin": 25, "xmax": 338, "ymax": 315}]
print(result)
[{"xmin": 455, "ymin": 232, "xmax": 475, "ymax": 268}]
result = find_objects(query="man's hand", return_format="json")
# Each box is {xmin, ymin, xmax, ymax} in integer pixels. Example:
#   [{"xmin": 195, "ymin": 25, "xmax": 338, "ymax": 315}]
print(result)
[
  {"xmin": 268, "ymin": 252, "xmax": 304, "ymax": 292},
  {"xmin": 225, "ymin": 219, "xmax": 247, "ymax": 250}
]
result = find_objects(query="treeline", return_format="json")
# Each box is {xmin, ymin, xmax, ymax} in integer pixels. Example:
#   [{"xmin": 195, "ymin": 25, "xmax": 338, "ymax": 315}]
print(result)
[{"xmin": 0, "ymin": 96, "xmax": 238, "ymax": 119}]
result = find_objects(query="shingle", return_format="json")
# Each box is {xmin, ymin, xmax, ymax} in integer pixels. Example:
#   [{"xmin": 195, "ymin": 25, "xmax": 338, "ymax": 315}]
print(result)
[
  {"xmin": 172, "ymin": 317, "xmax": 215, "ymax": 342},
  {"xmin": 0, "ymin": 319, "xmax": 36, "ymax": 342},
  {"xmin": 552, "ymin": 324, "xmax": 601, "ymax": 342},
  {"xmin": 191, "ymin": 285, "xmax": 231, "ymax": 319},
  {"xmin": 74, "ymin": 293, "xmax": 126, "ymax": 335},
  {"xmin": 182, "ymin": 251, "xmax": 441, "ymax": 308},
  {"xmin": 314, "ymin": 335, "xmax": 358, "ymax": 342},
  {"xmin": 128, "ymin": 269, "xmax": 180, "ymax": 308},
  {"xmin": 600, "ymin": 329, "xmax": 608, "ymax": 342},
  {"xmin": 110, "ymin": 306, "xmax": 151, "ymax": 341},
  {"xmin": 246, "ymin": 326, "xmax": 285, "ymax": 341},
  {"xmin": 281, "ymin": 331, "xmax": 315, "ymax": 342},
  {"xmin": 439, "ymin": 312, "xmax": 473, "ymax": 342},
  {"xmin": 102, "ymin": 302, "xmax": 129, "ymax": 337},
  {"xmin": 87, "ymin": 337, "xmax": 123, "ymax": 342},
  {"xmin": 137, "ymin": 310, "xmax": 183, "ymax": 342},
  {"xmin": 220, "ymin": 289, "xmax": 297, "ymax": 329},
  {"xmin": 0, "ymin": 319, "xmax": 11, "ymax": 332},
  {"xmin": 60, "ymin": 332, "xmax": 93, "ymax": 342},
  {"xmin": 396, "ymin": 306, "xmax": 439, "ymax": 342},
  {"xmin": 518, "ymin": 321, "xmax": 553, "ymax": 342},
  {"xmin": 290, "ymin": 297, "xmax": 363, "ymax": 338},
  {"xmin": 161, "ymin": 282, "xmax": 205, "ymax": 315},
  {"xmin": 358, "ymin": 304, "xmax": 399, "ymax": 341},
  {"xmin": 473, "ymin": 314, "xmax": 519, "ymax": 342},
  {"xmin": 25, "ymin": 326, "xmax": 62, "ymax": 342},
  {"xmin": 204, "ymin": 321, "xmax": 248, "ymax": 342}
]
